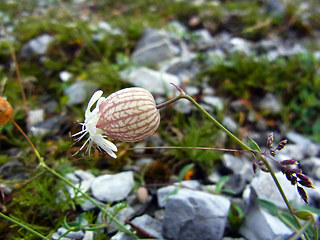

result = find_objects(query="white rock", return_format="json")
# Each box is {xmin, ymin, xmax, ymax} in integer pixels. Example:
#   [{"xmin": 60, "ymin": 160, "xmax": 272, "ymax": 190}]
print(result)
[
  {"xmin": 120, "ymin": 67, "xmax": 180, "ymax": 96},
  {"xmin": 91, "ymin": 171, "xmax": 134, "ymax": 202}
]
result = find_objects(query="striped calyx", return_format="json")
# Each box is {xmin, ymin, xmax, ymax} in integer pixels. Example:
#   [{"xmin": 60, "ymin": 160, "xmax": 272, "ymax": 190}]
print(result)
[{"xmin": 96, "ymin": 87, "xmax": 160, "ymax": 142}]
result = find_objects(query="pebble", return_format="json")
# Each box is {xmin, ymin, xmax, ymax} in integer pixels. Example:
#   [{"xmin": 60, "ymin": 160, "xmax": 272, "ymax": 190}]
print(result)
[{"xmin": 91, "ymin": 171, "xmax": 134, "ymax": 202}]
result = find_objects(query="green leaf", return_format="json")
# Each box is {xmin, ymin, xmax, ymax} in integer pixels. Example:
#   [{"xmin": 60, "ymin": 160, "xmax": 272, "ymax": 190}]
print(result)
[
  {"xmin": 216, "ymin": 176, "xmax": 230, "ymax": 193},
  {"xmin": 258, "ymin": 199, "xmax": 278, "ymax": 216},
  {"xmin": 178, "ymin": 163, "xmax": 194, "ymax": 182},
  {"xmin": 248, "ymin": 138, "xmax": 262, "ymax": 153}
]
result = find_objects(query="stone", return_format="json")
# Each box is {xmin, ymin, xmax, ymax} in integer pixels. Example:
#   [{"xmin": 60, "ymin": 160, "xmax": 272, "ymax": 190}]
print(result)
[
  {"xmin": 223, "ymin": 116, "xmax": 238, "ymax": 132},
  {"xmin": 239, "ymin": 204, "xmax": 293, "ymax": 240},
  {"xmin": 82, "ymin": 230, "xmax": 94, "ymax": 240},
  {"xmin": 162, "ymin": 188, "xmax": 230, "ymax": 240},
  {"xmin": 20, "ymin": 34, "xmax": 54, "ymax": 58},
  {"xmin": 222, "ymin": 154, "xmax": 255, "ymax": 182},
  {"xmin": 192, "ymin": 29, "xmax": 215, "ymax": 49},
  {"xmin": 250, "ymin": 172, "xmax": 301, "ymax": 208},
  {"xmin": 28, "ymin": 109, "xmax": 45, "ymax": 127},
  {"xmin": 157, "ymin": 181, "xmax": 201, "ymax": 208},
  {"xmin": 64, "ymin": 81, "xmax": 98, "ymax": 105},
  {"xmin": 30, "ymin": 115, "xmax": 65, "ymax": 136},
  {"xmin": 131, "ymin": 214, "xmax": 163, "ymax": 239},
  {"xmin": 59, "ymin": 71, "xmax": 72, "ymax": 82},
  {"xmin": 74, "ymin": 169, "xmax": 95, "ymax": 181},
  {"xmin": 299, "ymin": 157, "xmax": 320, "ymax": 180},
  {"xmin": 276, "ymin": 144, "xmax": 305, "ymax": 162},
  {"xmin": 226, "ymin": 37, "xmax": 253, "ymax": 55},
  {"xmin": 132, "ymin": 28, "xmax": 183, "ymax": 65},
  {"xmin": 52, "ymin": 232, "xmax": 72, "ymax": 240},
  {"xmin": 57, "ymin": 227, "xmax": 84, "ymax": 240},
  {"xmin": 109, "ymin": 232, "xmax": 133, "ymax": 240},
  {"xmin": 206, "ymin": 48, "xmax": 226, "ymax": 66},
  {"xmin": 97, "ymin": 206, "xmax": 135, "ymax": 233},
  {"xmin": 160, "ymin": 55, "xmax": 199, "ymax": 81},
  {"xmin": 91, "ymin": 171, "xmax": 134, "ymax": 202},
  {"xmin": 120, "ymin": 67, "xmax": 180, "ymax": 95},
  {"xmin": 286, "ymin": 131, "xmax": 320, "ymax": 157},
  {"xmin": 201, "ymin": 95, "xmax": 224, "ymax": 111},
  {"xmin": 258, "ymin": 93, "xmax": 281, "ymax": 114}
]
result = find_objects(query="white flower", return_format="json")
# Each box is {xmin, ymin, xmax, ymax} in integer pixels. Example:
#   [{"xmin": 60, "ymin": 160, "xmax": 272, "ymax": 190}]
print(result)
[
  {"xmin": 72, "ymin": 87, "xmax": 160, "ymax": 158},
  {"xmin": 72, "ymin": 90, "xmax": 117, "ymax": 158}
]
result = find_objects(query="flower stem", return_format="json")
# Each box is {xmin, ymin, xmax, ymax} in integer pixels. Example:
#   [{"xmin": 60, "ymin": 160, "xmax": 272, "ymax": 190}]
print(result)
[
  {"xmin": 177, "ymin": 92, "xmax": 309, "ymax": 239},
  {"xmin": 180, "ymin": 94, "xmax": 253, "ymax": 153},
  {"xmin": 10, "ymin": 118, "xmax": 135, "ymax": 237},
  {"xmin": 0, "ymin": 212, "xmax": 49, "ymax": 239}
]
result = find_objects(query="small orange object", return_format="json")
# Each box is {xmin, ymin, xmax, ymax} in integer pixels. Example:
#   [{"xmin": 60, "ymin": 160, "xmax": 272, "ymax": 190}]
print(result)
[{"xmin": 0, "ymin": 96, "xmax": 13, "ymax": 125}]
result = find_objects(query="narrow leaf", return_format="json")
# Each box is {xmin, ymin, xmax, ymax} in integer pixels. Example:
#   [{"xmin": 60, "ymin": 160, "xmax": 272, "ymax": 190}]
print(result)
[
  {"xmin": 249, "ymin": 138, "xmax": 262, "ymax": 153},
  {"xmin": 178, "ymin": 163, "xmax": 194, "ymax": 182}
]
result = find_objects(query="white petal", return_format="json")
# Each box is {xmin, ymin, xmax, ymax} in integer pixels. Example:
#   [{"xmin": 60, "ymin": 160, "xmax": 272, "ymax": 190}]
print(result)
[{"xmin": 86, "ymin": 90, "xmax": 103, "ymax": 117}]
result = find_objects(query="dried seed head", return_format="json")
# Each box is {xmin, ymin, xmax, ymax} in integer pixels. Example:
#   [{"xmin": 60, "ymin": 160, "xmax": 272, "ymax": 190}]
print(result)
[
  {"xmin": 297, "ymin": 185, "xmax": 308, "ymax": 204},
  {"xmin": 275, "ymin": 139, "xmax": 288, "ymax": 151},
  {"xmin": 269, "ymin": 148, "xmax": 275, "ymax": 157},
  {"xmin": 291, "ymin": 176, "xmax": 298, "ymax": 186},
  {"xmin": 280, "ymin": 160, "xmax": 298, "ymax": 165},
  {"xmin": 96, "ymin": 88, "xmax": 160, "ymax": 142},
  {"xmin": 267, "ymin": 132, "xmax": 274, "ymax": 148},
  {"xmin": 252, "ymin": 162, "xmax": 258, "ymax": 174},
  {"xmin": 0, "ymin": 96, "xmax": 13, "ymax": 126}
]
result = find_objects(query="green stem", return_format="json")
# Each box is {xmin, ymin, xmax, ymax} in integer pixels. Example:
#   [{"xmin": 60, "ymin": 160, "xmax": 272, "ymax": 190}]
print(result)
[
  {"xmin": 0, "ymin": 212, "xmax": 49, "ymax": 239},
  {"xmin": 11, "ymin": 119, "xmax": 135, "ymax": 238},
  {"xmin": 178, "ymin": 93, "xmax": 309, "ymax": 239},
  {"xmin": 181, "ymin": 94, "xmax": 252, "ymax": 153}
]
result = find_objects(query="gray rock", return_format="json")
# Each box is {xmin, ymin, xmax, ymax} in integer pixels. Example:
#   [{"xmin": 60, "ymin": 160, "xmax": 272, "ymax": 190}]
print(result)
[
  {"xmin": 132, "ymin": 28, "xmax": 183, "ymax": 65},
  {"xmin": 68, "ymin": 178, "xmax": 92, "ymax": 199},
  {"xmin": 299, "ymin": 157, "xmax": 320, "ymax": 180},
  {"xmin": 57, "ymin": 227, "xmax": 84, "ymax": 239},
  {"xmin": 74, "ymin": 169, "xmax": 95, "ymax": 181},
  {"xmin": 166, "ymin": 21, "xmax": 188, "ymax": 38},
  {"xmin": 131, "ymin": 215, "xmax": 163, "ymax": 239},
  {"xmin": 97, "ymin": 206, "xmax": 135, "ymax": 233},
  {"xmin": 82, "ymin": 230, "xmax": 94, "ymax": 240},
  {"xmin": 239, "ymin": 204, "xmax": 293, "ymax": 240},
  {"xmin": 52, "ymin": 232, "xmax": 72, "ymax": 240},
  {"xmin": 120, "ymin": 67, "xmax": 180, "ymax": 96},
  {"xmin": 226, "ymin": 37, "xmax": 253, "ymax": 55},
  {"xmin": 276, "ymin": 144, "xmax": 305, "ymax": 161},
  {"xmin": 30, "ymin": 115, "xmax": 65, "ymax": 136},
  {"xmin": 64, "ymin": 81, "xmax": 98, "ymax": 105},
  {"xmin": 286, "ymin": 131, "xmax": 320, "ymax": 157},
  {"xmin": 91, "ymin": 171, "xmax": 134, "ymax": 202},
  {"xmin": 201, "ymin": 95, "xmax": 224, "ymax": 111},
  {"xmin": 20, "ymin": 34, "xmax": 54, "ymax": 58},
  {"xmin": 157, "ymin": 181, "xmax": 201, "ymax": 207},
  {"xmin": 263, "ymin": 0, "xmax": 285, "ymax": 15},
  {"xmin": 173, "ymin": 98, "xmax": 194, "ymax": 114},
  {"xmin": 206, "ymin": 48, "xmax": 226, "ymax": 66},
  {"xmin": 192, "ymin": 29, "xmax": 215, "ymax": 49},
  {"xmin": 250, "ymin": 172, "xmax": 301, "ymax": 208},
  {"xmin": 222, "ymin": 154, "xmax": 255, "ymax": 182},
  {"xmin": 258, "ymin": 93, "xmax": 281, "ymax": 114},
  {"xmin": 223, "ymin": 116, "xmax": 238, "ymax": 132},
  {"xmin": 110, "ymin": 232, "xmax": 133, "ymax": 240},
  {"xmin": 160, "ymin": 55, "xmax": 199, "ymax": 81},
  {"xmin": 163, "ymin": 188, "xmax": 230, "ymax": 240}
]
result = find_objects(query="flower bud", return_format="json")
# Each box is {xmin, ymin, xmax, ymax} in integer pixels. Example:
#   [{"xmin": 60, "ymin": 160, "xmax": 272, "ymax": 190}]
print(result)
[
  {"xmin": 96, "ymin": 87, "xmax": 160, "ymax": 142},
  {"xmin": 72, "ymin": 88, "xmax": 160, "ymax": 158},
  {"xmin": 0, "ymin": 96, "xmax": 13, "ymax": 126}
]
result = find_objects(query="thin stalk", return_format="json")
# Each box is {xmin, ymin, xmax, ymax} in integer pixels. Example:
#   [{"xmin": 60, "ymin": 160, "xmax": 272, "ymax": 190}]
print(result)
[
  {"xmin": 180, "ymin": 94, "xmax": 252, "ymax": 153},
  {"xmin": 288, "ymin": 218, "xmax": 314, "ymax": 240},
  {"xmin": 173, "ymin": 92, "xmax": 309, "ymax": 239},
  {"xmin": 0, "ymin": 212, "xmax": 49, "ymax": 240},
  {"xmin": 10, "ymin": 119, "xmax": 135, "ymax": 237},
  {"xmin": 263, "ymin": 160, "xmax": 309, "ymax": 240},
  {"xmin": 127, "ymin": 146, "xmax": 246, "ymax": 153}
]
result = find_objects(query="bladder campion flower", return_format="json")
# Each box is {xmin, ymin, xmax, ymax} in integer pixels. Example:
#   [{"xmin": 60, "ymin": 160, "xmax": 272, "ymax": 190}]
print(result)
[
  {"xmin": 0, "ymin": 96, "xmax": 13, "ymax": 126},
  {"xmin": 73, "ymin": 88, "xmax": 160, "ymax": 158}
]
